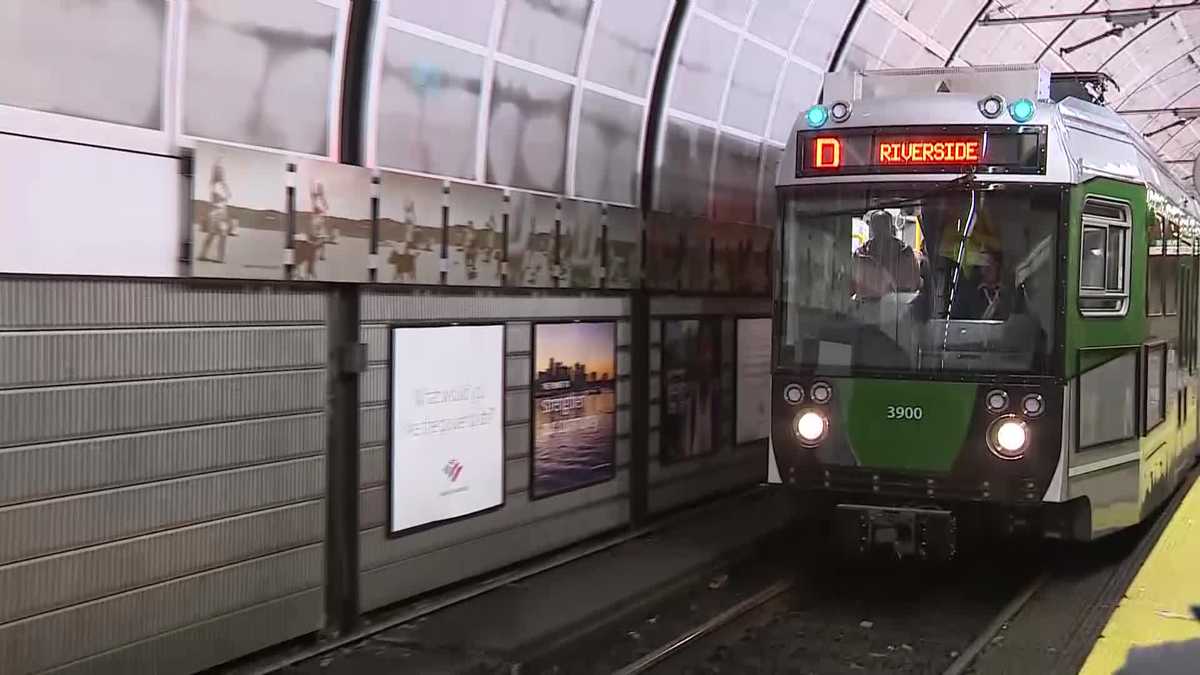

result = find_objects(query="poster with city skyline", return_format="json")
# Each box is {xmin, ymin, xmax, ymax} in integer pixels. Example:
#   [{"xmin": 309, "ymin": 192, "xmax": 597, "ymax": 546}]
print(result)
[
  {"xmin": 531, "ymin": 321, "xmax": 617, "ymax": 499},
  {"xmin": 661, "ymin": 318, "xmax": 722, "ymax": 464}
]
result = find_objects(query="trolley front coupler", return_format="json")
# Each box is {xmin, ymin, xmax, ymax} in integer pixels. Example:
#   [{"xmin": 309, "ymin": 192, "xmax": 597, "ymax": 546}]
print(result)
[{"xmin": 833, "ymin": 504, "xmax": 957, "ymax": 560}]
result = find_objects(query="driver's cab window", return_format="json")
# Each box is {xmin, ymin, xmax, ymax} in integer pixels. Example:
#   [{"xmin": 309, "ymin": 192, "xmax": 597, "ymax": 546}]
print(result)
[{"xmin": 1079, "ymin": 198, "xmax": 1131, "ymax": 316}]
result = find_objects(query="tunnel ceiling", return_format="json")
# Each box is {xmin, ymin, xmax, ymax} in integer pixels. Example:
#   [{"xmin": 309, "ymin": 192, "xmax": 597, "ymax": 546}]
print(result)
[
  {"xmin": 8, "ymin": 0, "xmax": 1200, "ymax": 217},
  {"xmin": 827, "ymin": 0, "xmax": 1200, "ymax": 184}
]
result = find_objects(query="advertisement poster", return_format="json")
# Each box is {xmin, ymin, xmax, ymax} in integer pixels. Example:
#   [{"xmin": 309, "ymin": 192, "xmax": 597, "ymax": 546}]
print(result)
[
  {"xmin": 293, "ymin": 159, "xmax": 372, "ymax": 281},
  {"xmin": 561, "ymin": 200, "xmax": 603, "ymax": 288},
  {"xmin": 378, "ymin": 170, "xmax": 444, "ymax": 284},
  {"xmin": 532, "ymin": 322, "xmax": 617, "ymax": 498},
  {"xmin": 389, "ymin": 324, "xmax": 505, "ymax": 534},
  {"xmin": 447, "ymin": 182, "xmax": 504, "ymax": 286},
  {"xmin": 191, "ymin": 141, "xmax": 287, "ymax": 279},
  {"xmin": 508, "ymin": 191, "xmax": 556, "ymax": 287},
  {"xmin": 736, "ymin": 318, "xmax": 772, "ymax": 444},
  {"xmin": 661, "ymin": 319, "xmax": 722, "ymax": 463}
]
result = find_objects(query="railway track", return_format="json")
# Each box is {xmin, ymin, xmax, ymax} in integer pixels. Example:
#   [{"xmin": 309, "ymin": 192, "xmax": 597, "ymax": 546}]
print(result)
[
  {"xmin": 603, "ymin": 467, "xmax": 1200, "ymax": 675},
  {"xmin": 605, "ymin": 562, "xmax": 1048, "ymax": 675}
]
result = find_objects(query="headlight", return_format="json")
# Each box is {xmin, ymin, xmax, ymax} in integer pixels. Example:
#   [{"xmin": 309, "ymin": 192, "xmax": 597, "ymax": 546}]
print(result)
[
  {"xmin": 830, "ymin": 100, "xmax": 852, "ymax": 123},
  {"xmin": 810, "ymin": 381, "xmax": 833, "ymax": 404},
  {"xmin": 988, "ymin": 417, "xmax": 1028, "ymax": 460},
  {"xmin": 978, "ymin": 94, "xmax": 1005, "ymax": 119},
  {"xmin": 1021, "ymin": 394, "xmax": 1045, "ymax": 418},
  {"xmin": 795, "ymin": 411, "xmax": 828, "ymax": 446},
  {"xmin": 985, "ymin": 389, "xmax": 1009, "ymax": 413}
]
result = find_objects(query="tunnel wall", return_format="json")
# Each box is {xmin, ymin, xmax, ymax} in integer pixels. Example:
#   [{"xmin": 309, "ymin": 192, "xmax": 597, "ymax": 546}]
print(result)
[
  {"xmin": 0, "ymin": 0, "xmax": 812, "ymax": 671},
  {"xmin": 0, "ymin": 278, "xmax": 330, "ymax": 674},
  {"xmin": 355, "ymin": 290, "xmax": 634, "ymax": 611},
  {"xmin": 648, "ymin": 296, "xmax": 772, "ymax": 515}
]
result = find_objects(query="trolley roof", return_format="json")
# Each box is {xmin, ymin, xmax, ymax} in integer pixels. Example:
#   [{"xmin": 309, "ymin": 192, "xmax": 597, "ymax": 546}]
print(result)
[{"xmin": 777, "ymin": 65, "xmax": 1200, "ymax": 226}]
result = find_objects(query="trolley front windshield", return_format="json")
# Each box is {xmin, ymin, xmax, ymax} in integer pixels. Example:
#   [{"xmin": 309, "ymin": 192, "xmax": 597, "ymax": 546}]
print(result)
[{"xmin": 777, "ymin": 183, "xmax": 1061, "ymax": 377}]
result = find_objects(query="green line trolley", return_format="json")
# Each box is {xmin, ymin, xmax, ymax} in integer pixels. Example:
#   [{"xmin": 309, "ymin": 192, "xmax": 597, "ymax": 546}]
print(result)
[{"xmin": 770, "ymin": 65, "xmax": 1200, "ymax": 558}]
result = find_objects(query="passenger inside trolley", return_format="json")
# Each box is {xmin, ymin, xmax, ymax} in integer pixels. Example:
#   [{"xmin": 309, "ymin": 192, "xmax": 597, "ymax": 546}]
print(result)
[
  {"xmin": 779, "ymin": 184, "xmax": 1055, "ymax": 374},
  {"xmin": 851, "ymin": 210, "xmax": 922, "ymax": 300}
]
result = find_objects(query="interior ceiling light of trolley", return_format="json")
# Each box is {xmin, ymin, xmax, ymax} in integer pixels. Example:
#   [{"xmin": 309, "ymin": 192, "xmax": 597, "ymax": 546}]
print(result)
[{"xmin": 979, "ymin": 2, "xmax": 1200, "ymax": 26}]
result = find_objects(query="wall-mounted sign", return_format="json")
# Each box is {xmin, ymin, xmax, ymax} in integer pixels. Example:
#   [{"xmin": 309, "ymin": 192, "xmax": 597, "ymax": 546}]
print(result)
[
  {"xmin": 661, "ymin": 318, "xmax": 722, "ymax": 463},
  {"xmin": 531, "ymin": 322, "xmax": 617, "ymax": 498},
  {"xmin": 736, "ymin": 318, "xmax": 772, "ymax": 444},
  {"xmin": 389, "ymin": 324, "xmax": 505, "ymax": 534}
]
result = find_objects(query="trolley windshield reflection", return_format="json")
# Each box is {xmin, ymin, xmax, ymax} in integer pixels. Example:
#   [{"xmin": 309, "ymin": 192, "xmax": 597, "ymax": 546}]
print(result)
[{"xmin": 778, "ymin": 183, "xmax": 1060, "ymax": 376}]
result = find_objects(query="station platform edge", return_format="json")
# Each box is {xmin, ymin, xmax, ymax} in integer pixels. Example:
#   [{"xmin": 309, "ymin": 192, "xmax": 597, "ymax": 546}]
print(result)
[{"xmin": 1080, "ymin": 475, "xmax": 1200, "ymax": 674}]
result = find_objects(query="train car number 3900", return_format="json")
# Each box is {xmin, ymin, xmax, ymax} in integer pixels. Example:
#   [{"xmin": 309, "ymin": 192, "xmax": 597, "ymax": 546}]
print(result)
[{"xmin": 886, "ymin": 406, "xmax": 924, "ymax": 420}]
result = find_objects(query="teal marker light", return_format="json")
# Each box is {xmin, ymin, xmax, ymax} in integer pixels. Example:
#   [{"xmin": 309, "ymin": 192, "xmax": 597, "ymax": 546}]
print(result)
[
  {"xmin": 1009, "ymin": 98, "xmax": 1036, "ymax": 123},
  {"xmin": 806, "ymin": 105, "xmax": 830, "ymax": 128}
]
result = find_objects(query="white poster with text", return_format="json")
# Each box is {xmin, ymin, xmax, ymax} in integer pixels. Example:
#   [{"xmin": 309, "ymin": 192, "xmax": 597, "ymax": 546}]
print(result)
[
  {"xmin": 390, "ymin": 324, "xmax": 504, "ymax": 534},
  {"xmin": 736, "ymin": 318, "xmax": 772, "ymax": 444}
]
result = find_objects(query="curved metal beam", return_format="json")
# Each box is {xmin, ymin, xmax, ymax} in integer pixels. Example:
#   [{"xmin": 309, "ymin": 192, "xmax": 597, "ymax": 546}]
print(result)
[
  {"xmin": 944, "ymin": 0, "xmax": 995, "ymax": 66},
  {"xmin": 1115, "ymin": 43, "xmax": 1200, "ymax": 109},
  {"xmin": 981, "ymin": 2, "xmax": 1200, "ymax": 25},
  {"xmin": 830, "ymin": 0, "xmax": 870, "ymax": 72},
  {"xmin": 1035, "ymin": 0, "xmax": 1101, "ymax": 63},
  {"xmin": 1097, "ymin": 10, "xmax": 1177, "ymax": 71},
  {"xmin": 638, "ymin": 0, "xmax": 688, "ymax": 211},
  {"xmin": 1152, "ymin": 116, "xmax": 1200, "ymax": 156},
  {"xmin": 1138, "ymin": 79, "xmax": 1200, "ymax": 146}
]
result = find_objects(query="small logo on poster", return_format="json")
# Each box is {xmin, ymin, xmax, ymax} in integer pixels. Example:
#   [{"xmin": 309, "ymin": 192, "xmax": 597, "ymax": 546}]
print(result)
[{"xmin": 443, "ymin": 459, "xmax": 463, "ymax": 482}]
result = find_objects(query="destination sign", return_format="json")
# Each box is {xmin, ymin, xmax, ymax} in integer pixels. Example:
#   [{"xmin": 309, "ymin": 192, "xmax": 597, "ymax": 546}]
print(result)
[
  {"xmin": 876, "ymin": 138, "xmax": 981, "ymax": 165},
  {"xmin": 796, "ymin": 125, "xmax": 1045, "ymax": 177}
]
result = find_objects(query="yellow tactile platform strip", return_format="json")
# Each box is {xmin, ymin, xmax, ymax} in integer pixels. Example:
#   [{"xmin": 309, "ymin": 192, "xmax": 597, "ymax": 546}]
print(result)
[{"xmin": 1080, "ymin": 479, "xmax": 1200, "ymax": 674}]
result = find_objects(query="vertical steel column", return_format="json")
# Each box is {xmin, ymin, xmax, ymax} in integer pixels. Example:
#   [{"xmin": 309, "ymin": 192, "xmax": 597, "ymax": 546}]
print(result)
[
  {"xmin": 632, "ymin": 0, "xmax": 688, "ymax": 524},
  {"xmin": 324, "ymin": 0, "xmax": 373, "ymax": 635},
  {"xmin": 338, "ymin": 0, "xmax": 373, "ymax": 166},
  {"xmin": 324, "ymin": 284, "xmax": 364, "ymax": 636}
]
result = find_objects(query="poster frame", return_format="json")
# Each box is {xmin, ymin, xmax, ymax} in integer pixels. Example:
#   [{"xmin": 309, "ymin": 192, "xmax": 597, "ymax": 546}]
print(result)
[
  {"xmin": 734, "ymin": 314, "xmax": 773, "ymax": 447},
  {"xmin": 658, "ymin": 315, "xmax": 724, "ymax": 466},
  {"xmin": 386, "ymin": 320, "xmax": 508, "ymax": 539},
  {"xmin": 528, "ymin": 319, "xmax": 620, "ymax": 501}
]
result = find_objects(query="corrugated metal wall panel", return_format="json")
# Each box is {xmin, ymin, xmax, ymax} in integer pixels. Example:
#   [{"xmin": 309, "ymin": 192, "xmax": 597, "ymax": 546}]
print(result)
[
  {"xmin": 0, "ymin": 457, "xmax": 325, "ymax": 565},
  {"xmin": 357, "ymin": 290, "xmax": 633, "ymax": 612},
  {"xmin": 0, "ymin": 545, "xmax": 323, "ymax": 674},
  {"xmin": 360, "ymin": 405, "xmax": 386, "ymax": 446},
  {"xmin": 0, "ymin": 413, "xmax": 325, "ymax": 507},
  {"xmin": 648, "ymin": 454, "xmax": 764, "ymax": 514},
  {"xmin": 0, "ymin": 327, "xmax": 326, "ymax": 388},
  {"xmin": 0, "ymin": 501, "xmax": 323, "ymax": 624},
  {"xmin": 0, "ymin": 277, "xmax": 328, "ymax": 674},
  {"xmin": 0, "ymin": 370, "xmax": 325, "ymax": 447},
  {"xmin": 0, "ymin": 279, "xmax": 326, "ymax": 328},
  {"xmin": 360, "ymin": 446, "xmax": 386, "ymax": 488},
  {"xmin": 359, "ymin": 496, "xmax": 629, "ymax": 612},
  {"xmin": 48, "ymin": 589, "xmax": 324, "ymax": 675}
]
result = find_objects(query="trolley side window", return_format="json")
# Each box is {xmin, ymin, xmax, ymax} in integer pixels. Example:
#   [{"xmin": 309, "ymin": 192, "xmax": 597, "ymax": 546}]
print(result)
[
  {"xmin": 1079, "ymin": 198, "xmax": 1132, "ymax": 317},
  {"xmin": 1147, "ymin": 214, "xmax": 1166, "ymax": 317}
]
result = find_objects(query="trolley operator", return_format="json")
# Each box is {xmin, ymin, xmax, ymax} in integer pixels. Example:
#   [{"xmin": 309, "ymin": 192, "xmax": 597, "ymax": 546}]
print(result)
[{"xmin": 851, "ymin": 210, "xmax": 921, "ymax": 300}]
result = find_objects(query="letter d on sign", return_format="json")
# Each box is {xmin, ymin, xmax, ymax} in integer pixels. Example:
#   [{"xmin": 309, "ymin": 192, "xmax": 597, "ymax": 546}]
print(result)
[{"xmin": 813, "ymin": 137, "xmax": 842, "ymax": 168}]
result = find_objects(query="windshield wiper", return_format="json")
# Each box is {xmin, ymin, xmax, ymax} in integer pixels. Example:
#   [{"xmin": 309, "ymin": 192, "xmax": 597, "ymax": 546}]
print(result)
[{"xmin": 790, "ymin": 172, "xmax": 981, "ymax": 219}]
